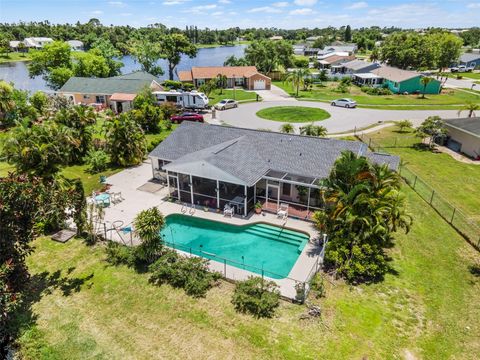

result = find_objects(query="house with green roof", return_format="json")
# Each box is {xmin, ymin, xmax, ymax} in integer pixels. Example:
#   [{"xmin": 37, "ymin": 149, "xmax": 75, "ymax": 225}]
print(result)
[
  {"xmin": 58, "ymin": 71, "xmax": 163, "ymax": 112},
  {"xmin": 370, "ymin": 66, "xmax": 441, "ymax": 94}
]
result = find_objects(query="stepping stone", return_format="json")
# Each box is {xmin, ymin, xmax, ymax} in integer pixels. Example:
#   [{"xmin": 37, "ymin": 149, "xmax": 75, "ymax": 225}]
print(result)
[{"xmin": 51, "ymin": 229, "xmax": 76, "ymax": 243}]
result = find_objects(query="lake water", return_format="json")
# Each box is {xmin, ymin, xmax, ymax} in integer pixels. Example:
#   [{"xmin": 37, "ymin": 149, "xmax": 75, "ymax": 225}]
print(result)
[{"xmin": 0, "ymin": 44, "xmax": 246, "ymax": 92}]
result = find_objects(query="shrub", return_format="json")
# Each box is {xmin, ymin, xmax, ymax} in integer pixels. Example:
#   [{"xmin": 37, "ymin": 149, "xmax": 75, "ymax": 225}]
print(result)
[
  {"xmin": 340, "ymin": 77, "xmax": 352, "ymax": 85},
  {"xmin": 231, "ymin": 276, "xmax": 280, "ymax": 318},
  {"xmin": 84, "ymin": 149, "xmax": 110, "ymax": 173},
  {"xmin": 361, "ymin": 86, "xmax": 393, "ymax": 96},
  {"xmin": 159, "ymin": 102, "xmax": 178, "ymax": 120},
  {"xmin": 162, "ymin": 80, "xmax": 183, "ymax": 89},
  {"xmin": 310, "ymin": 273, "xmax": 326, "ymax": 299},
  {"xmin": 105, "ymin": 241, "xmax": 133, "ymax": 265},
  {"xmin": 147, "ymin": 138, "xmax": 162, "ymax": 152},
  {"xmin": 293, "ymin": 57, "xmax": 309, "ymax": 68},
  {"xmin": 335, "ymin": 83, "xmax": 349, "ymax": 93},
  {"xmin": 149, "ymin": 249, "xmax": 221, "ymax": 297}
]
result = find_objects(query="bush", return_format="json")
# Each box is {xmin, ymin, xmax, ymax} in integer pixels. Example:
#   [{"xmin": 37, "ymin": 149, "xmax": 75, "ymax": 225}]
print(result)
[
  {"xmin": 293, "ymin": 57, "xmax": 309, "ymax": 68},
  {"xmin": 147, "ymin": 138, "xmax": 162, "ymax": 152},
  {"xmin": 105, "ymin": 241, "xmax": 133, "ymax": 265},
  {"xmin": 159, "ymin": 102, "xmax": 178, "ymax": 120},
  {"xmin": 84, "ymin": 149, "xmax": 110, "ymax": 173},
  {"xmin": 361, "ymin": 86, "xmax": 393, "ymax": 96},
  {"xmin": 335, "ymin": 83, "xmax": 349, "ymax": 93},
  {"xmin": 162, "ymin": 80, "xmax": 183, "ymax": 89},
  {"xmin": 149, "ymin": 249, "xmax": 221, "ymax": 297},
  {"xmin": 231, "ymin": 276, "xmax": 280, "ymax": 318},
  {"xmin": 310, "ymin": 273, "xmax": 326, "ymax": 299}
]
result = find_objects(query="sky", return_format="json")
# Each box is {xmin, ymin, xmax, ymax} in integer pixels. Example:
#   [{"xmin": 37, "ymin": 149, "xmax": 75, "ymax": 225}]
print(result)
[{"xmin": 1, "ymin": 0, "xmax": 479, "ymax": 29}]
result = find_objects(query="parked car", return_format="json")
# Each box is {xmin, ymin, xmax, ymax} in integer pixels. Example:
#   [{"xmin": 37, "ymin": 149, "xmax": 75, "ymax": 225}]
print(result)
[
  {"xmin": 214, "ymin": 99, "xmax": 238, "ymax": 110},
  {"xmin": 450, "ymin": 65, "xmax": 474, "ymax": 73},
  {"xmin": 331, "ymin": 98, "xmax": 357, "ymax": 108},
  {"xmin": 170, "ymin": 112, "xmax": 204, "ymax": 123}
]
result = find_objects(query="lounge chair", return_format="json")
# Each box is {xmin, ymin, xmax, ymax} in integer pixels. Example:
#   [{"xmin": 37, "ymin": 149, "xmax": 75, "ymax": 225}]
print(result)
[
  {"xmin": 277, "ymin": 203, "xmax": 289, "ymax": 220},
  {"xmin": 224, "ymin": 204, "xmax": 234, "ymax": 218}
]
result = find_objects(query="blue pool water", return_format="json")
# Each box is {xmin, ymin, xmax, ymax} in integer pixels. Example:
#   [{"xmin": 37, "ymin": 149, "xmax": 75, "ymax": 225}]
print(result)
[{"xmin": 160, "ymin": 214, "xmax": 310, "ymax": 279}]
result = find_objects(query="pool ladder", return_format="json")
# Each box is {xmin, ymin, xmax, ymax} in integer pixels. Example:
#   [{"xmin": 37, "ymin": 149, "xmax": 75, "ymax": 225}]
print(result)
[{"xmin": 181, "ymin": 203, "xmax": 196, "ymax": 215}]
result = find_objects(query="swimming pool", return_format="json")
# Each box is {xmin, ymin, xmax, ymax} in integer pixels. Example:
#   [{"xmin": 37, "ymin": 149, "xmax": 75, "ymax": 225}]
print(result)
[{"xmin": 160, "ymin": 214, "xmax": 310, "ymax": 279}]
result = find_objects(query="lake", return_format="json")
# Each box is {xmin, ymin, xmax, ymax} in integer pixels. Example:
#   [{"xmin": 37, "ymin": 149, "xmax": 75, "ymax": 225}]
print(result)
[{"xmin": 0, "ymin": 44, "xmax": 246, "ymax": 92}]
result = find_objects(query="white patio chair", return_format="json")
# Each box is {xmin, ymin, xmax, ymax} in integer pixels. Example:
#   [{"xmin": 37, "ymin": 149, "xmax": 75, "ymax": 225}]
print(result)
[
  {"xmin": 224, "ymin": 204, "xmax": 234, "ymax": 218},
  {"xmin": 112, "ymin": 192, "xmax": 123, "ymax": 204},
  {"xmin": 277, "ymin": 203, "xmax": 289, "ymax": 220}
]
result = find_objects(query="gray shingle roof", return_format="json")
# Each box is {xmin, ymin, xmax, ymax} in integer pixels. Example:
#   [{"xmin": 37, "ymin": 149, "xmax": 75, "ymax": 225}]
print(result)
[
  {"xmin": 150, "ymin": 123, "xmax": 400, "ymax": 186},
  {"xmin": 444, "ymin": 117, "xmax": 480, "ymax": 138},
  {"xmin": 459, "ymin": 53, "xmax": 480, "ymax": 63},
  {"xmin": 59, "ymin": 72, "xmax": 161, "ymax": 95},
  {"xmin": 343, "ymin": 59, "xmax": 378, "ymax": 71}
]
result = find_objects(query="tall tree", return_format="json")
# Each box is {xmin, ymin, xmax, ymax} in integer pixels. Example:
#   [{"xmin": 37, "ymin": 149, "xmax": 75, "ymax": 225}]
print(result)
[
  {"xmin": 130, "ymin": 40, "xmax": 164, "ymax": 76},
  {"xmin": 284, "ymin": 68, "xmax": 310, "ymax": 97},
  {"xmin": 457, "ymin": 102, "xmax": 479, "ymax": 118},
  {"xmin": 160, "ymin": 33, "xmax": 197, "ymax": 80},
  {"xmin": 344, "ymin": 25, "xmax": 352, "ymax": 42},
  {"xmin": 420, "ymin": 76, "xmax": 433, "ymax": 98},
  {"xmin": 415, "ymin": 115, "xmax": 446, "ymax": 147},
  {"xmin": 312, "ymin": 151, "xmax": 411, "ymax": 283}
]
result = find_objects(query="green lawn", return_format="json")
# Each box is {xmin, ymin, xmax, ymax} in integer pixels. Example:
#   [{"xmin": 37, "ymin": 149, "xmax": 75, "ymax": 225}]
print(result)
[
  {"xmin": 274, "ymin": 81, "xmax": 480, "ymax": 108},
  {"xmin": 365, "ymin": 126, "xmax": 480, "ymax": 226},
  {"xmin": 0, "ymin": 51, "xmax": 32, "ymax": 63},
  {"xmin": 13, "ymin": 184, "xmax": 480, "ymax": 359},
  {"xmin": 208, "ymin": 89, "xmax": 259, "ymax": 106},
  {"xmin": 256, "ymin": 106, "xmax": 331, "ymax": 123},
  {"xmin": 447, "ymin": 72, "xmax": 480, "ymax": 80}
]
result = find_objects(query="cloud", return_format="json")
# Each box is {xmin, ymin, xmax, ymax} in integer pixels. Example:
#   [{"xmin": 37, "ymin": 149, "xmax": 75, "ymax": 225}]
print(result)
[
  {"xmin": 293, "ymin": 0, "xmax": 317, "ymax": 6},
  {"xmin": 218, "ymin": 0, "xmax": 231, "ymax": 3},
  {"xmin": 91, "ymin": 10, "xmax": 103, "ymax": 15},
  {"xmin": 211, "ymin": 11, "xmax": 224, "ymax": 16},
  {"xmin": 162, "ymin": 0, "xmax": 189, "ymax": 5},
  {"xmin": 108, "ymin": 1, "xmax": 126, "ymax": 6},
  {"xmin": 467, "ymin": 2, "xmax": 480, "ymax": 8},
  {"xmin": 248, "ymin": 6, "xmax": 283, "ymax": 13},
  {"xmin": 119, "ymin": 12, "xmax": 132, "ymax": 16},
  {"xmin": 272, "ymin": 1, "xmax": 289, "ymax": 6},
  {"xmin": 289, "ymin": 7, "xmax": 314, "ymax": 15},
  {"xmin": 345, "ymin": 1, "xmax": 368, "ymax": 10},
  {"xmin": 192, "ymin": 4, "xmax": 217, "ymax": 10}
]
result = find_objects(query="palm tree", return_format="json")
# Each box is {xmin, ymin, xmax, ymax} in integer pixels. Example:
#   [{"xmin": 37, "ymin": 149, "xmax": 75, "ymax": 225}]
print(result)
[
  {"xmin": 133, "ymin": 207, "xmax": 166, "ymax": 264},
  {"xmin": 420, "ymin": 76, "xmax": 433, "ymax": 98},
  {"xmin": 457, "ymin": 102, "xmax": 479, "ymax": 118},
  {"xmin": 284, "ymin": 68, "xmax": 310, "ymax": 97},
  {"xmin": 0, "ymin": 80, "xmax": 15, "ymax": 122},
  {"xmin": 280, "ymin": 123, "xmax": 295, "ymax": 134},
  {"xmin": 216, "ymin": 74, "xmax": 228, "ymax": 95},
  {"xmin": 299, "ymin": 122, "xmax": 327, "ymax": 137}
]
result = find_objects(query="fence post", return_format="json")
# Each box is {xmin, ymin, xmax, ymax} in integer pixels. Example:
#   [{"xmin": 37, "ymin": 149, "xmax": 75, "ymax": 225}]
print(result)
[
  {"xmin": 368, "ymin": 138, "xmax": 372, "ymax": 149},
  {"xmin": 103, "ymin": 223, "xmax": 107, "ymax": 240},
  {"xmin": 430, "ymin": 190, "xmax": 435, "ymax": 205},
  {"xmin": 224, "ymin": 259, "xmax": 227, "ymax": 277},
  {"xmin": 450, "ymin": 208, "xmax": 456, "ymax": 224},
  {"xmin": 413, "ymin": 175, "xmax": 417, "ymax": 189}
]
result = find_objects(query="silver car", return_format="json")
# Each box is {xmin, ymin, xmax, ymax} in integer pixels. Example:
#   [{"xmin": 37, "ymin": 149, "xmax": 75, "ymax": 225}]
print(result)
[
  {"xmin": 331, "ymin": 98, "xmax": 357, "ymax": 108},
  {"xmin": 214, "ymin": 99, "xmax": 238, "ymax": 110}
]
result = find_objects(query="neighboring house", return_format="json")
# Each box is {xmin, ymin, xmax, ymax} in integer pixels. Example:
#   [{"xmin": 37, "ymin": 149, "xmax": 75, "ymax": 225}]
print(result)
[
  {"xmin": 67, "ymin": 40, "xmax": 84, "ymax": 51},
  {"xmin": 58, "ymin": 71, "xmax": 163, "ymax": 113},
  {"xmin": 293, "ymin": 44, "xmax": 320, "ymax": 56},
  {"xmin": 269, "ymin": 36, "xmax": 284, "ymax": 41},
  {"xmin": 306, "ymin": 36, "xmax": 320, "ymax": 42},
  {"xmin": 178, "ymin": 66, "xmax": 271, "ymax": 90},
  {"xmin": 9, "ymin": 41, "xmax": 23, "ymax": 51},
  {"xmin": 370, "ymin": 66, "xmax": 442, "ymax": 94},
  {"xmin": 23, "ymin": 37, "xmax": 54, "ymax": 48},
  {"xmin": 149, "ymin": 122, "xmax": 399, "ymax": 219},
  {"xmin": 331, "ymin": 59, "xmax": 380, "ymax": 75},
  {"xmin": 318, "ymin": 54, "xmax": 356, "ymax": 70},
  {"xmin": 458, "ymin": 53, "xmax": 480, "ymax": 68},
  {"xmin": 443, "ymin": 117, "xmax": 480, "ymax": 159},
  {"xmin": 318, "ymin": 44, "xmax": 357, "ymax": 57}
]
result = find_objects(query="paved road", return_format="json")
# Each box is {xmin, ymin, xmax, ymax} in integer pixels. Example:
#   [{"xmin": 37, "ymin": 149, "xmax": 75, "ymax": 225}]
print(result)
[{"xmin": 215, "ymin": 100, "xmax": 460, "ymax": 133}]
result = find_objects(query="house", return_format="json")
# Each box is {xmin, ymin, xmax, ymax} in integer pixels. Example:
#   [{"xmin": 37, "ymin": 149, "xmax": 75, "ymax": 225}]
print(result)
[
  {"xmin": 318, "ymin": 54, "xmax": 356, "ymax": 70},
  {"xmin": 9, "ymin": 41, "xmax": 23, "ymax": 51},
  {"xmin": 178, "ymin": 66, "xmax": 271, "ymax": 90},
  {"xmin": 23, "ymin": 37, "xmax": 54, "ymax": 48},
  {"xmin": 58, "ymin": 71, "xmax": 163, "ymax": 113},
  {"xmin": 306, "ymin": 36, "xmax": 320, "ymax": 42},
  {"xmin": 149, "ymin": 122, "xmax": 399, "ymax": 219},
  {"xmin": 67, "ymin": 40, "xmax": 84, "ymax": 51},
  {"xmin": 443, "ymin": 117, "xmax": 480, "ymax": 159},
  {"xmin": 331, "ymin": 59, "xmax": 380, "ymax": 76},
  {"xmin": 370, "ymin": 66, "xmax": 442, "ymax": 94},
  {"xmin": 293, "ymin": 44, "xmax": 321, "ymax": 56},
  {"xmin": 269, "ymin": 36, "xmax": 284, "ymax": 41},
  {"xmin": 458, "ymin": 53, "xmax": 480, "ymax": 68},
  {"xmin": 318, "ymin": 44, "xmax": 357, "ymax": 57}
]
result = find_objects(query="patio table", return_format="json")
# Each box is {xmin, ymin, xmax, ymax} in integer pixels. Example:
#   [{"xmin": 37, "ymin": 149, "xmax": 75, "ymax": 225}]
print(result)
[
  {"xmin": 95, "ymin": 193, "xmax": 111, "ymax": 207},
  {"xmin": 229, "ymin": 196, "xmax": 245, "ymax": 215}
]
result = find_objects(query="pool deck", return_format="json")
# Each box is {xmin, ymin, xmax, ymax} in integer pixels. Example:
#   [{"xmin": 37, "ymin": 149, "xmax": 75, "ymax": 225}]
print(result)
[{"xmin": 97, "ymin": 161, "xmax": 323, "ymax": 300}]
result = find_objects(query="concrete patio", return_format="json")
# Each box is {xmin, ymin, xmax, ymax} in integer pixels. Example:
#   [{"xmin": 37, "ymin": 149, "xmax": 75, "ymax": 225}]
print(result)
[{"xmin": 96, "ymin": 160, "xmax": 324, "ymax": 300}]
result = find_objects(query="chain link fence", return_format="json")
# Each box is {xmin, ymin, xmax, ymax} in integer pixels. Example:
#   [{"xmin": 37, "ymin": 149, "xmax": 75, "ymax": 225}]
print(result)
[{"xmin": 356, "ymin": 132, "xmax": 480, "ymax": 250}]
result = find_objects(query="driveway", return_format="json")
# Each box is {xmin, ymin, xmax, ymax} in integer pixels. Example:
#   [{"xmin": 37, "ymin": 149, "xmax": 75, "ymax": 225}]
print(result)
[
  {"xmin": 215, "ymin": 100, "xmax": 460, "ymax": 133},
  {"xmin": 254, "ymin": 84, "xmax": 297, "ymax": 102}
]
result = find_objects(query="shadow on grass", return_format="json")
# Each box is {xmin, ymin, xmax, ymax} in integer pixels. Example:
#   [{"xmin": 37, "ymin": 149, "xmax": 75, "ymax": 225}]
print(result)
[
  {"xmin": 469, "ymin": 264, "xmax": 480, "ymax": 277},
  {"xmin": 9, "ymin": 268, "xmax": 94, "ymax": 348}
]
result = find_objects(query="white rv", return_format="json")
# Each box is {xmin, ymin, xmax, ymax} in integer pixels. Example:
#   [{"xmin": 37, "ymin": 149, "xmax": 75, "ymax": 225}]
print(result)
[{"xmin": 153, "ymin": 90, "xmax": 209, "ymax": 110}]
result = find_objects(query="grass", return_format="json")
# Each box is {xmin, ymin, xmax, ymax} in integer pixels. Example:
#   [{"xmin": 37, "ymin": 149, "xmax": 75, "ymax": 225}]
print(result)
[
  {"xmin": 13, "ymin": 184, "xmax": 480, "ymax": 359},
  {"xmin": 274, "ymin": 81, "xmax": 480, "ymax": 108},
  {"xmin": 256, "ymin": 106, "xmax": 331, "ymax": 123},
  {"xmin": 446, "ymin": 72, "xmax": 480, "ymax": 80},
  {"xmin": 0, "ymin": 51, "xmax": 32, "ymax": 63},
  {"xmin": 365, "ymin": 126, "xmax": 480, "ymax": 226},
  {"xmin": 208, "ymin": 89, "xmax": 259, "ymax": 106}
]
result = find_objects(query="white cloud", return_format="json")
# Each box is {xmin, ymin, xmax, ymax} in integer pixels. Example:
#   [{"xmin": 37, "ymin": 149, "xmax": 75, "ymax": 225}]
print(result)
[
  {"xmin": 119, "ymin": 12, "xmax": 132, "ymax": 16},
  {"xmin": 192, "ymin": 4, "xmax": 217, "ymax": 10},
  {"xmin": 211, "ymin": 11, "xmax": 224, "ymax": 16},
  {"xmin": 289, "ymin": 8, "xmax": 314, "ymax": 15},
  {"xmin": 345, "ymin": 2, "xmax": 368, "ymax": 10},
  {"xmin": 467, "ymin": 2, "xmax": 480, "ymax": 8},
  {"xmin": 293, "ymin": 0, "xmax": 317, "ymax": 6},
  {"xmin": 248, "ymin": 6, "xmax": 282, "ymax": 13},
  {"xmin": 162, "ymin": 0, "xmax": 189, "ymax": 5},
  {"xmin": 91, "ymin": 10, "xmax": 103, "ymax": 15},
  {"xmin": 218, "ymin": 0, "xmax": 231, "ymax": 3},
  {"xmin": 108, "ymin": 1, "xmax": 125, "ymax": 6},
  {"xmin": 272, "ymin": 1, "xmax": 289, "ymax": 7}
]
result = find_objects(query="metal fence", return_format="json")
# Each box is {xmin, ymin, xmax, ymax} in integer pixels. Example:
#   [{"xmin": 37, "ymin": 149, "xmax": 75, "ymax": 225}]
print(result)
[{"xmin": 356, "ymin": 132, "xmax": 480, "ymax": 250}]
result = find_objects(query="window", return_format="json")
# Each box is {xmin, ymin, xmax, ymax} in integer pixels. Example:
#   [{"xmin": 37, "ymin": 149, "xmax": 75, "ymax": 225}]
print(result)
[
  {"xmin": 196, "ymin": 79, "xmax": 205, "ymax": 86},
  {"xmin": 166, "ymin": 95, "xmax": 178, "ymax": 102},
  {"xmin": 234, "ymin": 78, "xmax": 244, "ymax": 86},
  {"xmin": 96, "ymin": 95, "xmax": 105, "ymax": 103},
  {"xmin": 83, "ymin": 94, "xmax": 90, "ymax": 100},
  {"xmin": 282, "ymin": 183, "xmax": 291, "ymax": 196}
]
